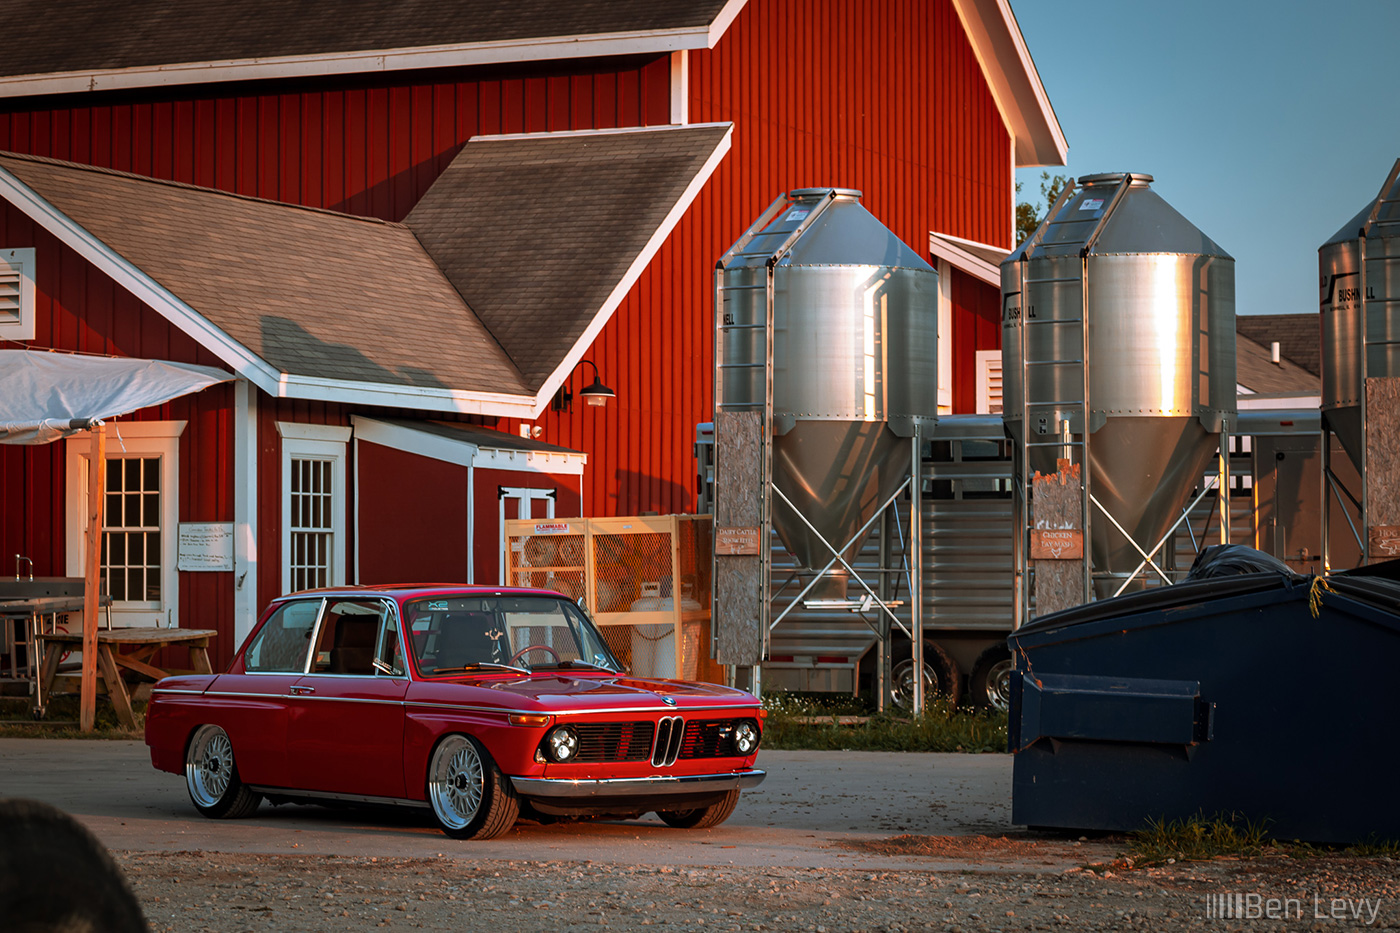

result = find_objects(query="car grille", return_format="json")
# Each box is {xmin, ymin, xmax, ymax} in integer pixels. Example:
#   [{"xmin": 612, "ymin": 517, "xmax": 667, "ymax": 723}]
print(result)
[
  {"xmin": 572, "ymin": 721, "xmax": 654, "ymax": 763},
  {"xmin": 679, "ymin": 719, "xmax": 746, "ymax": 759}
]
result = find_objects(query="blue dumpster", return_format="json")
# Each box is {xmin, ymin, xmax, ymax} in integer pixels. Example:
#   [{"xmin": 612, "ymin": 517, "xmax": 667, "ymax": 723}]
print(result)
[{"xmin": 1008, "ymin": 547, "xmax": 1400, "ymax": 844}]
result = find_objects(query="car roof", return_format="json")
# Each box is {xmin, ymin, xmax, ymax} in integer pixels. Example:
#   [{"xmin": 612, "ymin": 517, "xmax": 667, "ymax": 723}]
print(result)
[{"xmin": 269, "ymin": 583, "xmax": 571, "ymax": 602}]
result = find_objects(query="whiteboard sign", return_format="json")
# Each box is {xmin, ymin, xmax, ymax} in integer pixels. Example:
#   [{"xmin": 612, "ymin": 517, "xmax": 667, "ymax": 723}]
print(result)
[{"xmin": 178, "ymin": 523, "xmax": 234, "ymax": 571}]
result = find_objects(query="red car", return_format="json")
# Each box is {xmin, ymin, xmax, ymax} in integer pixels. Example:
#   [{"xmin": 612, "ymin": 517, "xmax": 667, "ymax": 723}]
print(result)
[{"xmin": 145, "ymin": 585, "xmax": 764, "ymax": 839}]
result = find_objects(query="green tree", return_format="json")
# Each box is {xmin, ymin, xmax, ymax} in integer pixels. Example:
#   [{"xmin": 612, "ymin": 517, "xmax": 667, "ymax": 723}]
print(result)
[{"xmin": 1015, "ymin": 171, "xmax": 1071, "ymax": 245}]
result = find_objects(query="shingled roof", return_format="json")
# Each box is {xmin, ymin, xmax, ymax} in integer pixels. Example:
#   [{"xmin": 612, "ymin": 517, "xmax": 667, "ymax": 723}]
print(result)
[
  {"xmin": 1236, "ymin": 334, "xmax": 1320, "ymax": 401},
  {"xmin": 406, "ymin": 123, "xmax": 733, "ymax": 392},
  {"xmin": 0, "ymin": 123, "xmax": 731, "ymax": 415},
  {"xmin": 1236, "ymin": 313, "xmax": 1320, "ymax": 377},
  {"xmin": 0, "ymin": 152, "xmax": 529, "ymax": 401},
  {"xmin": 0, "ymin": 0, "xmax": 742, "ymax": 93}
]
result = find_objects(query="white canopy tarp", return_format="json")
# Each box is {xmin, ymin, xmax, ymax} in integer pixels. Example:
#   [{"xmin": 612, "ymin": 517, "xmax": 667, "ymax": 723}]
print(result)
[{"xmin": 0, "ymin": 350, "xmax": 233, "ymax": 444}]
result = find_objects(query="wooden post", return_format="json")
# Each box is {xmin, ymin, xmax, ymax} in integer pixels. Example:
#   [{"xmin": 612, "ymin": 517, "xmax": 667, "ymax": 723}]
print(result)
[
  {"xmin": 1031, "ymin": 461, "xmax": 1087, "ymax": 618},
  {"xmin": 80, "ymin": 422, "xmax": 106, "ymax": 733}
]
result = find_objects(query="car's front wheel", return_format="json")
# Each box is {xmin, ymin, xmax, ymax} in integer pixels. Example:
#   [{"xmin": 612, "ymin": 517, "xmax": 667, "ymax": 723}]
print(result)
[
  {"xmin": 185, "ymin": 724, "xmax": 262, "ymax": 819},
  {"xmin": 656, "ymin": 789, "xmax": 741, "ymax": 829},
  {"xmin": 426, "ymin": 734, "xmax": 519, "ymax": 840}
]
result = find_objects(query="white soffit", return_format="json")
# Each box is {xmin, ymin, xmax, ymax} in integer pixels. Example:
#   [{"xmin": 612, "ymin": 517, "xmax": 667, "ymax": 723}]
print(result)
[
  {"xmin": 928, "ymin": 232, "xmax": 1007, "ymax": 287},
  {"xmin": 950, "ymin": 0, "xmax": 1068, "ymax": 167},
  {"xmin": 352, "ymin": 416, "xmax": 586, "ymax": 476}
]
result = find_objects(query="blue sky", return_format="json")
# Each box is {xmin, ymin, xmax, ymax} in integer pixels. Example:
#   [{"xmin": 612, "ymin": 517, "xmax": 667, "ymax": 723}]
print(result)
[{"xmin": 1010, "ymin": 1, "xmax": 1400, "ymax": 317}]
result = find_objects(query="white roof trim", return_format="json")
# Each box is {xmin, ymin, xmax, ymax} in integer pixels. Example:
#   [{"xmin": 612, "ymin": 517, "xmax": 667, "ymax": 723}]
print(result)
[
  {"xmin": 928, "ymin": 231, "xmax": 1007, "ymax": 287},
  {"xmin": 0, "ymin": 15, "xmax": 752, "ymax": 101},
  {"xmin": 0, "ymin": 163, "xmax": 542, "ymax": 419},
  {"xmin": 950, "ymin": 0, "xmax": 1067, "ymax": 167},
  {"xmin": 352, "ymin": 415, "xmax": 586, "ymax": 475},
  {"xmin": 528, "ymin": 122, "xmax": 734, "ymax": 418}
]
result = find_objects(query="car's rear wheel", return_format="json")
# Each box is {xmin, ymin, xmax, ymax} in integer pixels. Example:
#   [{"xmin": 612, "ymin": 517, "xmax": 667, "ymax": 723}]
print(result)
[
  {"xmin": 656, "ymin": 789, "xmax": 741, "ymax": 829},
  {"xmin": 185, "ymin": 724, "xmax": 261, "ymax": 819},
  {"xmin": 427, "ymin": 734, "xmax": 519, "ymax": 840}
]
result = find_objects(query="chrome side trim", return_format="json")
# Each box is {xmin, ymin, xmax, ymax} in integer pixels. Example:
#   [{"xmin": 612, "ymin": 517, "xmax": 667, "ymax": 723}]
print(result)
[
  {"xmin": 201, "ymin": 691, "xmax": 405, "ymax": 707},
  {"xmin": 246, "ymin": 786, "xmax": 430, "ymax": 810},
  {"xmin": 407, "ymin": 701, "xmax": 759, "ymax": 717},
  {"xmin": 150, "ymin": 688, "xmax": 206, "ymax": 695},
  {"xmin": 510, "ymin": 770, "xmax": 766, "ymax": 799}
]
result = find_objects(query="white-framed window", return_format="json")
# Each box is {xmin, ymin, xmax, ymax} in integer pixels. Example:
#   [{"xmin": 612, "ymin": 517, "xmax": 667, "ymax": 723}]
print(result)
[
  {"xmin": 0, "ymin": 247, "xmax": 36, "ymax": 341},
  {"xmin": 278, "ymin": 422, "xmax": 351, "ymax": 594},
  {"xmin": 975, "ymin": 350, "xmax": 1003, "ymax": 415},
  {"xmin": 66, "ymin": 421, "xmax": 184, "ymax": 627}
]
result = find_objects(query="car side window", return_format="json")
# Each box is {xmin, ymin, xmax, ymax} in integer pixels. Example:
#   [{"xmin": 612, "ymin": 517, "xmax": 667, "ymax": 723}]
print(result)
[
  {"xmin": 244, "ymin": 600, "xmax": 321, "ymax": 673},
  {"xmin": 310, "ymin": 599, "xmax": 390, "ymax": 675}
]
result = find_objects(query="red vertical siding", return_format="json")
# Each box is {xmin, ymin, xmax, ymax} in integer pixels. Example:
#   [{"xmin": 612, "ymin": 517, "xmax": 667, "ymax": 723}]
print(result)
[
  {"xmin": 949, "ymin": 268, "xmax": 1003, "ymax": 413},
  {"xmin": 0, "ymin": 57, "xmax": 673, "ymax": 222},
  {"xmin": 357, "ymin": 442, "xmax": 470, "ymax": 584}
]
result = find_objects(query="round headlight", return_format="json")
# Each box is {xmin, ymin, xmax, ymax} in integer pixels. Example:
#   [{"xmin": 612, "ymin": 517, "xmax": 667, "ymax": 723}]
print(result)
[
  {"xmin": 734, "ymin": 720, "xmax": 759, "ymax": 754},
  {"xmin": 546, "ymin": 725, "xmax": 579, "ymax": 762}
]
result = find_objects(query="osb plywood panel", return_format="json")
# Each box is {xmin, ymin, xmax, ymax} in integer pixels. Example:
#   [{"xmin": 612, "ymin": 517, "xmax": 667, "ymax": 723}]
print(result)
[
  {"xmin": 1033, "ymin": 464, "xmax": 1087, "ymax": 618},
  {"xmin": 714, "ymin": 410, "xmax": 764, "ymax": 665},
  {"xmin": 1366, "ymin": 378, "xmax": 1400, "ymax": 560}
]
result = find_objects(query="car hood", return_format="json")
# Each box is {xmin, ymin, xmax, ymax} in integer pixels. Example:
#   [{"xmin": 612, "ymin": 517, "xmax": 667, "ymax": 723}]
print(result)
[{"xmin": 410, "ymin": 673, "xmax": 758, "ymax": 713}]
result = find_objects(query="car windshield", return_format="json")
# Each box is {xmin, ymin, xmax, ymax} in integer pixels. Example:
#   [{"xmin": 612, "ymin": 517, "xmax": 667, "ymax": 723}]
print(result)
[{"xmin": 403, "ymin": 594, "xmax": 620, "ymax": 677}]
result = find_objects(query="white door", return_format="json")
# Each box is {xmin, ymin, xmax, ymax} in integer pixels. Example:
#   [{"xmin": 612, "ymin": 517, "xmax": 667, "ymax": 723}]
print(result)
[{"xmin": 498, "ymin": 487, "xmax": 556, "ymax": 585}]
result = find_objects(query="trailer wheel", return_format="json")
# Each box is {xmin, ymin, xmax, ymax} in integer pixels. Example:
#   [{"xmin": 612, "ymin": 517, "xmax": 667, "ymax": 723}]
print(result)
[
  {"xmin": 890, "ymin": 639, "xmax": 961, "ymax": 709},
  {"xmin": 969, "ymin": 645, "xmax": 1014, "ymax": 712}
]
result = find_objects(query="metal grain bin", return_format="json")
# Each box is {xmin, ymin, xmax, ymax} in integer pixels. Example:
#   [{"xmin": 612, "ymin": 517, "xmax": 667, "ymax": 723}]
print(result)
[
  {"xmin": 1007, "ymin": 551, "xmax": 1400, "ymax": 844},
  {"xmin": 1319, "ymin": 159, "xmax": 1400, "ymax": 472},
  {"xmin": 1001, "ymin": 173, "xmax": 1235, "ymax": 593},
  {"xmin": 716, "ymin": 188, "xmax": 938, "ymax": 568}
]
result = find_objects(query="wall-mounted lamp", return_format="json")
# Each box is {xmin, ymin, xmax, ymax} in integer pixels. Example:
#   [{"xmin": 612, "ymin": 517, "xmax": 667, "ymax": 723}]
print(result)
[{"xmin": 552, "ymin": 359, "xmax": 615, "ymax": 412}]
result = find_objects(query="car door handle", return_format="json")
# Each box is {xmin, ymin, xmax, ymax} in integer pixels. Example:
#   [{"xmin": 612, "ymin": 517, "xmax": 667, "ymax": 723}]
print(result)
[{"xmin": 289, "ymin": 685, "xmax": 315, "ymax": 696}]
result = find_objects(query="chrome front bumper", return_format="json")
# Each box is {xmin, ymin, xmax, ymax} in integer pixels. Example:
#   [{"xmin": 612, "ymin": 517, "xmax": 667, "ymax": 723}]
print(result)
[{"xmin": 510, "ymin": 770, "xmax": 766, "ymax": 799}]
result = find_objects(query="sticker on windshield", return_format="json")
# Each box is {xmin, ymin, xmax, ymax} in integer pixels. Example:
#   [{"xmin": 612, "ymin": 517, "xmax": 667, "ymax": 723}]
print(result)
[{"xmin": 426, "ymin": 600, "xmax": 448, "ymax": 611}]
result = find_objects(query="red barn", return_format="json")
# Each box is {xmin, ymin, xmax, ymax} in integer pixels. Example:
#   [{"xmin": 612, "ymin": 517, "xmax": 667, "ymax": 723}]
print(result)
[{"xmin": 0, "ymin": 0, "xmax": 1065, "ymax": 666}]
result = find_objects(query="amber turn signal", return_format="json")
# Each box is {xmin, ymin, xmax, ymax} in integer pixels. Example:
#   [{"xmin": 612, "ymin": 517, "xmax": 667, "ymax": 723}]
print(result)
[{"xmin": 509, "ymin": 713, "xmax": 552, "ymax": 727}]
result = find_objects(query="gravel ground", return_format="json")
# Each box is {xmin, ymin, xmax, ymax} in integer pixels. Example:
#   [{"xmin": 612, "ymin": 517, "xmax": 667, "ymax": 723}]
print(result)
[{"xmin": 114, "ymin": 842, "xmax": 1400, "ymax": 932}]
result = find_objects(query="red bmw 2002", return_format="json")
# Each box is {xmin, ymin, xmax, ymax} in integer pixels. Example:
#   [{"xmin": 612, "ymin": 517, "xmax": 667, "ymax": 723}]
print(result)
[{"xmin": 145, "ymin": 585, "xmax": 764, "ymax": 839}]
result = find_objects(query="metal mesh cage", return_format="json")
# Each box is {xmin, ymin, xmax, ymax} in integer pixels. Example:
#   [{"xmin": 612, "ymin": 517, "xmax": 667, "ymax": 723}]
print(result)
[{"xmin": 501, "ymin": 514, "xmax": 722, "ymax": 683}]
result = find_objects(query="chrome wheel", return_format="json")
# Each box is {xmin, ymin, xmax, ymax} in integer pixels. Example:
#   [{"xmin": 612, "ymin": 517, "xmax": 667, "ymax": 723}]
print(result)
[
  {"xmin": 984, "ymin": 658, "xmax": 1014, "ymax": 712},
  {"xmin": 428, "ymin": 735, "xmax": 484, "ymax": 831},
  {"xmin": 186, "ymin": 725, "xmax": 234, "ymax": 809}
]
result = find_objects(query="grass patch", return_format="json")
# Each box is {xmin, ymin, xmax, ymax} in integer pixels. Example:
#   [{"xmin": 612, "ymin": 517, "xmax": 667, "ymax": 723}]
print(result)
[
  {"xmin": 0, "ymin": 695, "xmax": 145, "ymax": 739},
  {"xmin": 1132, "ymin": 813, "xmax": 1273, "ymax": 864},
  {"xmin": 760, "ymin": 692, "xmax": 1007, "ymax": 753},
  {"xmin": 1131, "ymin": 813, "xmax": 1400, "ymax": 866}
]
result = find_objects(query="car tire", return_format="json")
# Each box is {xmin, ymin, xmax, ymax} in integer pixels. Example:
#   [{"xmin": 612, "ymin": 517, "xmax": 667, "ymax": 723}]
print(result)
[
  {"xmin": 185, "ymin": 724, "xmax": 262, "ymax": 819},
  {"xmin": 426, "ymin": 734, "xmax": 519, "ymax": 840},
  {"xmin": 890, "ymin": 639, "xmax": 962, "ymax": 709},
  {"xmin": 655, "ymin": 789, "xmax": 741, "ymax": 829},
  {"xmin": 969, "ymin": 645, "xmax": 1015, "ymax": 712}
]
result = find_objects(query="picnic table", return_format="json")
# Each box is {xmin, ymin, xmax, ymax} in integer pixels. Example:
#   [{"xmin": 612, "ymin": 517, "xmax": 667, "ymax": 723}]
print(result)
[{"xmin": 33, "ymin": 627, "xmax": 217, "ymax": 729}]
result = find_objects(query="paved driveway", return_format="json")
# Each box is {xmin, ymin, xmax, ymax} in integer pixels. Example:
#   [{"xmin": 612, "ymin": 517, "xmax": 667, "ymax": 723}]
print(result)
[{"xmin": 0, "ymin": 739, "xmax": 1018, "ymax": 869}]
